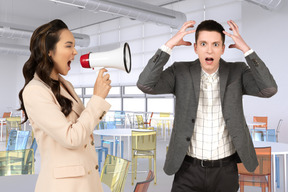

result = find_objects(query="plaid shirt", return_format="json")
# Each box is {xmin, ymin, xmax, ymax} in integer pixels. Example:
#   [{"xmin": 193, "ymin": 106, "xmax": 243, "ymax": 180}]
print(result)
[{"xmin": 187, "ymin": 69, "xmax": 235, "ymax": 160}]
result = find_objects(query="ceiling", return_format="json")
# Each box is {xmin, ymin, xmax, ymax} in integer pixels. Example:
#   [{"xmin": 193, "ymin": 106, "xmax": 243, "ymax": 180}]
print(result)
[
  {"xmin": 0, "ymin": 0, "xmax": 185, "ymax": 54},
  {"xmin": 0, "ymin": 0, "xmax": 184, "ymax": 33}
]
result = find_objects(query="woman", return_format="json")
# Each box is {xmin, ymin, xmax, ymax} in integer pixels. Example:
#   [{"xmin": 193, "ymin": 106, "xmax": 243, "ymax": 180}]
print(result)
[{"xmin": 18, "ymin": 19, "xmax": 111, "ymax": 192}]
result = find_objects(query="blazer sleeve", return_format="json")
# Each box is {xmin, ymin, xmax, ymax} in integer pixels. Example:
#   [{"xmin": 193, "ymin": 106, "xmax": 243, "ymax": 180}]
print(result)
[
  {"xmin": 23, "ymin": 83, "xmax": 111, "ymax": 149},
  {"xmin": 137, "ymin": 49, "xmax": 176, "ymax": 94},
  {"xmin": 242, "ymin": 52, "xmax": 278, "ymax": 97}
]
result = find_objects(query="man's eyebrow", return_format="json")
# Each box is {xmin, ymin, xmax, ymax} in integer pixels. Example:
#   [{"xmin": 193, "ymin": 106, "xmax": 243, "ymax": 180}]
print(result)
[{"xmin": 65, "ymin": 41, "xmax": 73, "ymax": 44}]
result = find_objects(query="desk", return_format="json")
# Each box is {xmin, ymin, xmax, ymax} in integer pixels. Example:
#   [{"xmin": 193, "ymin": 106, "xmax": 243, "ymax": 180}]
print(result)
[
  {"xmin": 93, "ymin": 129, "xmax": 151, "ymax": 160},
  {"xmin": 254, "ymin": 141, "xmax": 288, "ymax": 192},
  {"xmin": 247, "ymin": 122, "xmax": 267, "ymax": 141},
  {"xmin": 0, "ymin": 118, "xmax": 6, "ymax": 142}
]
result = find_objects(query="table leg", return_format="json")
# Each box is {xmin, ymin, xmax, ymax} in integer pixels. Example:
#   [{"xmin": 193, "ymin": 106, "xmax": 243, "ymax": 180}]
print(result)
[
  {"xmin": 273, "ymin": 154, "xmax": 276, "ymax": 192},
  {"xmin": 128, "ymin": 136, "xmax": 130, "ymax": 160},
  {"xmin": 113, "ymin": 136, "xmax": 116, "ymax": 156},
  {"xmin": 119, "ymin": 136, "xmax": 122, "ymax": 158}
]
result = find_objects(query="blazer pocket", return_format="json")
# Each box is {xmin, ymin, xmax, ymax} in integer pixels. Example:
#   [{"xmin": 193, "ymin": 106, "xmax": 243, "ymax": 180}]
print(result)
[{"xmin": 54, "ymin": 165, "xmax": 85, "ymax": 179}]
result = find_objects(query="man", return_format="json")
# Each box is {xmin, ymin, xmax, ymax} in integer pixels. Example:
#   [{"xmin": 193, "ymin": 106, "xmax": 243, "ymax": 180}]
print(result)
[{"xmin": 137, "ymin": 20, "xmax": 277, "ymax": 191}]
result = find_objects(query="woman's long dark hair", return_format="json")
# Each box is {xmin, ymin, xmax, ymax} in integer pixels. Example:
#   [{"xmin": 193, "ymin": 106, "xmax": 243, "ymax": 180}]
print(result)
[{"xmin": 19, "ymin": 19, "xmax": 72, "ymax": 123}]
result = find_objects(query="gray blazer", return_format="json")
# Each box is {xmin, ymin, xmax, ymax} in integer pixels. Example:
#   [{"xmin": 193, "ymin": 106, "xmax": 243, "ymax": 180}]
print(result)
[{"xmin": 137, "ymin": 49, "xmax": 277, "ymax": 175}]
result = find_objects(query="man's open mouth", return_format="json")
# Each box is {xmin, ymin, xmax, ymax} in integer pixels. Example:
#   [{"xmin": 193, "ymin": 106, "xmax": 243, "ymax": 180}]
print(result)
[{"xmin": 205, "ymin": 57, "xmax": 214, "ymax": 61}]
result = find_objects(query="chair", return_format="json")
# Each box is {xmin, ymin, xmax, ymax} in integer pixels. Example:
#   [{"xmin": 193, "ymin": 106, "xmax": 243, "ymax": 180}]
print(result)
[
  {"xmin": 238, "ymin": 147, "xmax": 271, "ymax": 192},
  {"xmin": 114, "ymin": 111, "xmax": 126, "ymax": 128},
  {"xmin": 6, "ymin": 116, "xmax": 22, "ymax": 146},
  {"xmin": 0, "ymin": 149, "xmax": 35, "ymax": 176},
  {"xmin": 30, "ymin": 138, "xmax": 38, "ymax": 162},
  {"xmin": 6, "ymin": 130, "xmax": 30, "ymax": 151},
  {"xmin": 144, "ymin": 112, "xmax": 154, "ymax": 127},
  {"xmin": 0, "ymin": 112, "xmax": 11, "ymax": 141},
  {"xmin": 253, "ymin": 116, "xmax": 268, "ymax": 141},
  {"xmin": 100, "ymin": 121, "xmax": 124, "ymax": 158},
  {"xmin": 133, "ymin": 170, "xmax": 154, "ymax": 192},
  {"xmin": 275, "ymin": 119, "xmax": 283, "ymax": 142},
  {"xmin": 101, "ymin": 154, "xmax": 130, "ymax": 192},
  {"xmin": 157, "ymin": 112, "xmax": 171, "ymax": 136},
  {"xmin": 136, "ymin": 115, "xmax": 154, "ymax": 130},
  {"xmin": 131, "ymin": 130, "xmax": 157, "ymax": 185}
]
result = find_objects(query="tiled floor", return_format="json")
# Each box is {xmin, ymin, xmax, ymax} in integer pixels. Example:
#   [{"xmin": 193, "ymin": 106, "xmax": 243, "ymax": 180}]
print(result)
[{"xmin": 1, "ymin": 126, "xmax": 282, "ymax": 192}]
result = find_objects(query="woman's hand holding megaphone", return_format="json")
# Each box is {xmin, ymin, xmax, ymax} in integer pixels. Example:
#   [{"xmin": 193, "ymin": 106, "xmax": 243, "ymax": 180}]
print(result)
[{"xmin": 93, "ymin": 68, "xmax": 111, "ymax": 99}]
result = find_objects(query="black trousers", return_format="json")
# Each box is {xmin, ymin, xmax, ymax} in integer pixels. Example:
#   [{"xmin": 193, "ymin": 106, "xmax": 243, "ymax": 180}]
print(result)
[{"xmin": 171, "ymin": 155, "xmax": 239, "ymax": 192}]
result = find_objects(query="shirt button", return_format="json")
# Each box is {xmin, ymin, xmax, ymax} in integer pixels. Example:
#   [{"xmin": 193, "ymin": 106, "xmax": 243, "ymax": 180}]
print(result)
[
  {"xmin": 88, "ymin": 171, "xmax": 91, "ymax": 175},
  {"xmin": 192, "ymin": 119, "xmax": 195, "ymax": 123},
  {"xmin": 95, "ymin": 165, "xmax": 99, "ymax": 170},
  {"xmin": 186, "ymin": 137, "xmax": 190, "ymax": 142},
  {"xmin": 84, "ymin": 144, "xmax": 87, "ymax": 148},
  {"xmin": 91, "ymin": 141, "xmax": 94, "ymax": 146}
]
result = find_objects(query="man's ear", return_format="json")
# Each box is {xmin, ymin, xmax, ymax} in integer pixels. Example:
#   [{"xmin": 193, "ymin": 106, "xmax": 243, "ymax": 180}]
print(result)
[
  {"xmin": 222, "ymin": 44, "xmax": 225, "ymax": 55},
  {"xmin": 194, "ymin": 43, "xmax": 197, "ymax": 54}
]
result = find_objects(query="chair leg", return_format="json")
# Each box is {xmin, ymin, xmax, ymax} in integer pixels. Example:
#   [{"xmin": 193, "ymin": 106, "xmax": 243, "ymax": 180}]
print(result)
[
  {"xmin": 240, "ymin": 182, "xmax": 244, "ymax": 192},
  {"xmin": 154, "ymin": 157, "xmax": 157, "ymax": 184},
  {"xmin": 135, "ymin": 158, "xmax": 137, "ymax": 180}
]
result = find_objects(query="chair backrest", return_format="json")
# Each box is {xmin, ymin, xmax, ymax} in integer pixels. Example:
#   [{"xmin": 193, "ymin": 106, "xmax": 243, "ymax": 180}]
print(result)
[
  {"xmin": 0, "ymin": 149, "xmax": 35, "ymax": 176},
  {"xmin": 126, "ymin": 114, "xmax": 133, "ymax": 128},
  {"xmin": 6, "ymin": 130, "xmax": 30, "ymax": 151},
  {"xmin": 276, "ymin": 119, "xmax": 283, "ymax": 132},
  {"xmin": 30, "ymin": 138, "xmax": 38, "ymax": 156},
  {"xmin": 114, "ymin": 111, "xmax": 125, "ymax": 127},
  {"xmin": 238, "ymin": 147, "xmax": 271, "ymax": 176},
  {"xmin": 132, "ymin": 131, "xmax": 156, "ymax": 151},
  {"xmin": 160, "ymin": 112, "xmax": 170, "ymax": 117},
  {"xmin": 133, "ymin": 170, "xmax": 154, "ymax": 192},
  {"xmin": 136, "ymin": 115, "xmax": 145, "ymax": 129},
  {"xmin": 101, "ymin": 154, "xmax": 130, "ymax": 192},
  {"xmin": 146, "ymin": 112, "xmax": 154, "ymax": 126},
  {"xmin": 2, "ymin": 112, "xmax": 11, "ymax": 118},
  {"xmin": 253, "ymin": 116, "xmax": 268, "ymax": 129}
]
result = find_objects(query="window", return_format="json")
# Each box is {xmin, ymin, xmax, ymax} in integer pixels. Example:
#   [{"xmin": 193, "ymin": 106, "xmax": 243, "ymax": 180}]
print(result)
[
  {"xmin": 123, "ymin": 98, "xmax": 145, "ymax": 112},
  {"xmin": 147, "ymin": 98, "xmax": 174, "ymax": 113}
]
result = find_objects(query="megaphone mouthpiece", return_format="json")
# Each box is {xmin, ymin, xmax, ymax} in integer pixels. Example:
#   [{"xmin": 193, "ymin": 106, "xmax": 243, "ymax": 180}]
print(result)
[{"xmin": 80, "ymin": 43, "xmax": 131, "ymax": 73}]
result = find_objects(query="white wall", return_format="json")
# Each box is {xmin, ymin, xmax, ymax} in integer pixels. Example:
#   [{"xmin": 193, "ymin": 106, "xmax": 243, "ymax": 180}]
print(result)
[{"xmin": 242, "ymin": 1, "xmax": 288, "ymax": 143}]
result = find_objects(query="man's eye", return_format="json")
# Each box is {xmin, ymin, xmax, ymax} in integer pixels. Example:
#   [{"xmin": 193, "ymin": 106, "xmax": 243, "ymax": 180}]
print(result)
[
  {"xmin": 214, "ymin": 43, "xmax": 219, "ymax": 47},
  {"xmin": 201, "ymin": 42, "xmax": 206, "ymax": 46}
]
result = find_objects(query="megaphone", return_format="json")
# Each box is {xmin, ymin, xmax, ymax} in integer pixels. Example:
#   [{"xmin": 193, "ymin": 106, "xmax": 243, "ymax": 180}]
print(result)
[{"xmin": 80, "ymin": 43, "xmax": 131, "ymax": 73}]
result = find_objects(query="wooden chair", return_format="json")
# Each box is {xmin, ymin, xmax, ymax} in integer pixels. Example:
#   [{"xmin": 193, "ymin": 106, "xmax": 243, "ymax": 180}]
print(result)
[
  {"xmin": 131, "ymin": 130, "xmax": 157, "ymax": 185},
  {"xmin": 238, "ymin": 147, "xmax": 271, "ymax": 192},
  {"xmin": 0, "ymin": 148, "xmax": 35, "ymax": 176},
  {"xmin": 101, "ymin": 154, "xmax": 130, "ymax": 192},
  {"xmin": 253, "ymin": 116, "xmax": 268, "ymax": 141},
  {"xmin": 133, "ymin": 170, "xmax": 154, "ymax": 192}
]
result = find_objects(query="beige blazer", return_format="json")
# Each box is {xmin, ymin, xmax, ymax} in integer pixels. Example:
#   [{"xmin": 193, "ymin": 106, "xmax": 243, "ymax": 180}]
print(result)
[{"xmin": 23, "ymin": 74, "xmax": 111, "ymax": 192}]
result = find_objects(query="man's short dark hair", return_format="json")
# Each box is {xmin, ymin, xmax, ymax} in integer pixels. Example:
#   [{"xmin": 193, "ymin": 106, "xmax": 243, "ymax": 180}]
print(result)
[{"xmin": 195, "ymin": 20, "xmax": 225, "ymax": 44}]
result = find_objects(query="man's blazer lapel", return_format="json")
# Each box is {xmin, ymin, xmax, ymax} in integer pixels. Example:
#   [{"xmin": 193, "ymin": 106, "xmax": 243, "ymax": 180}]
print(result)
[
  {"xmin": 190, "ymin": 60, "xmax": 201, "ymax": 103},
  {"xmin": 219, "ymin": 59, "xmax": 229, "ymax": 104}
]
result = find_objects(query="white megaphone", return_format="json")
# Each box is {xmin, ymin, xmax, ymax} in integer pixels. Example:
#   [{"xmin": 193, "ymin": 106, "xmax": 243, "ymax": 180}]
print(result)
[{"xmin": 80, "ymin": 43, "xmax": 131, "ymax": 73}]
